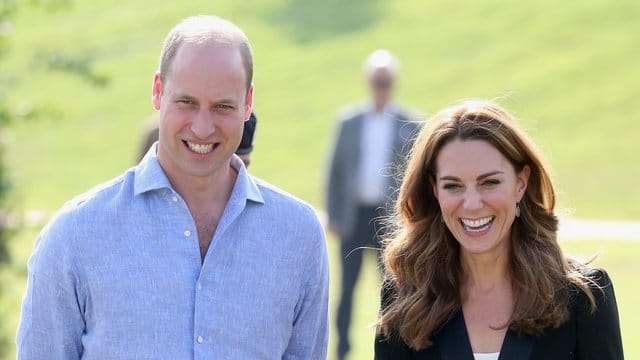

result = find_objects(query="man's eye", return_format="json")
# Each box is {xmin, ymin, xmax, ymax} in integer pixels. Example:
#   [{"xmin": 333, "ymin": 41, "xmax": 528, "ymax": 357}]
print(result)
[
  {"xmin": 216, "ymin": 104, "xmax": 233, "ymax": 110},
  {"xmin": 177, "ymin": 99, "xmax": 194, "ymax": 105}
]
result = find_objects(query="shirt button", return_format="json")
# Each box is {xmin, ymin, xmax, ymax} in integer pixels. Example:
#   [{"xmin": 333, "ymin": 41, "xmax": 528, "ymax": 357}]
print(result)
[
  {"xmin": 196, "ymin": 283, "xmax": 202, "ymax": 291},
  {"xmin": 184, "ymin": 230, "xmax": 191, "ymax": 237},
  {"xmin": 172, "ymin": 196, "xmax": 178, "ymax": 202},
  {"xmin": 196, "ymin": 336, "xmax": 204, "ymax": 344}
]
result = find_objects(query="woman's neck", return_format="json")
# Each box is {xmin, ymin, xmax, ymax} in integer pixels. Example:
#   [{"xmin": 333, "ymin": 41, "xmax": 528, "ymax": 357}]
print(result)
[{"xmin": 461, "ymin": 249, "xmax": 510, "ymax": 293}]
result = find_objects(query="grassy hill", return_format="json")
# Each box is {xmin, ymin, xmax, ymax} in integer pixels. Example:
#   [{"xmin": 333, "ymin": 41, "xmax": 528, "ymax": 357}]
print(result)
[{"xmin": 1, "ymin": 0, "xmax": 638, "ymax": 358}]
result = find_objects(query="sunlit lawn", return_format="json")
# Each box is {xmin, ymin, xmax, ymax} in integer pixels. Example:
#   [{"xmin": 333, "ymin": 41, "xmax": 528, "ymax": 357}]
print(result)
[{"xmin": 1, "ymin": 0, "xmax": 639, "ymax": 358}]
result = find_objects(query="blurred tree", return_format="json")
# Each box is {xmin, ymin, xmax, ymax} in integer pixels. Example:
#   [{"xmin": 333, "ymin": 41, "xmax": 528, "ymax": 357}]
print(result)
[
  {"xmin": 1, "ymin": 0, "xmax": 108, "ymax": 355},
  {"xmin": 0, "ymin": 0, "xmax": 106, "ymax": 264},
  {"xmin": 0, "ymin": 0, "xmax": 17, "ymax": 263}
]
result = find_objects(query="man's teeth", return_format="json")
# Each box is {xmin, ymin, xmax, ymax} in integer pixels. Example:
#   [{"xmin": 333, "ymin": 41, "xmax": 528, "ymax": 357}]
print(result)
[
  {"xmin": 461, "ymin": 216, "xmax": 494, "ymax": 232},
  {"xmin": 187, "ymin": 142, "xmax": 214, "ymax": 154}
]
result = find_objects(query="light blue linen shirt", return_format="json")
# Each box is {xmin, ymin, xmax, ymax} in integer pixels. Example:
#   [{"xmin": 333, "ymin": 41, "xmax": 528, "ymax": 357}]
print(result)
[{"xmin": 17, "ymin": 147, "xmax": 329, "ymax": 359}]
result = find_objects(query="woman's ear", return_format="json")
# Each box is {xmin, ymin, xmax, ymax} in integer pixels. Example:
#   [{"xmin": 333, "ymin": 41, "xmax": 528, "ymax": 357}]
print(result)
[
  {"xmin": 431, "ymin": 177, "xmax": 439, "ymax": 199},
  {"xmin": 516, "ymin": 165, "xmax": 531, "ymax": 200}
]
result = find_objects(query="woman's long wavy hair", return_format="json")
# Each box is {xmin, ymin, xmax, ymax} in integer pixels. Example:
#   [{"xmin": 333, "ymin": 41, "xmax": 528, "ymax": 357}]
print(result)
[{"xmin": 378, "ymin": 100, "xmax": 597, "ymax": 350}]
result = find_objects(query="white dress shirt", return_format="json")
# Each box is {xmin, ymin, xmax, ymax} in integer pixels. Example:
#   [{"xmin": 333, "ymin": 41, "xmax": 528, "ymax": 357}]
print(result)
[
  {"xmin": 356, "ymin": 107, "xmax": 394, "ymax": 206},
  {"xmin": 473, "ymin": 352, "xmax": 500, "ymax": 360}
]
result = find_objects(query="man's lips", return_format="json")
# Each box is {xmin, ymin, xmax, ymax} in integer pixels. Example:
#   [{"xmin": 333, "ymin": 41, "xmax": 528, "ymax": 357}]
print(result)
[{"xmin": 184, "ymin": 140, "xmax": 216, "ymax": 154}]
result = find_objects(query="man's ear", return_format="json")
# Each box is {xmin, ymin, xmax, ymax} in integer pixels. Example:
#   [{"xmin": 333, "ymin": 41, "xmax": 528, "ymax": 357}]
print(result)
[
  {"xmin": 244, "ymin": 85, "xmax": 254, "ymax": 120},
  {"xmin": 517, "ymin": 165, "xmax": 531, "ymax": 200},
  {"xmin": 152, "ymin": 72, "xmax": 163, "ymax": 110}
]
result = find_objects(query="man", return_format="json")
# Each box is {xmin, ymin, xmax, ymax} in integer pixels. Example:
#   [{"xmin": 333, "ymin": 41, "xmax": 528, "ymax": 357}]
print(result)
[
  {"xmin": 234, "ymin": 111, "xmax": 257, "ymax": 166},
  {"xmin": 137, "ymin": 111, "xmax": 258, "ymax": 167},
  {"xmin": 17, "ymin": 15, "xmax": 329, "ymax": 359},
  {"xmin": 326, "ymin": 49, "xmax": 419, "ymax": 360}
]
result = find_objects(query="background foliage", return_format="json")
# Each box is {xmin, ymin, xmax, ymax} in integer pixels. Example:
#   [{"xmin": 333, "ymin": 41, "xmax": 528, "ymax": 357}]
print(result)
[{"xmin": 0, "ymin": 0, "xmax": 638, "ymax": 358}]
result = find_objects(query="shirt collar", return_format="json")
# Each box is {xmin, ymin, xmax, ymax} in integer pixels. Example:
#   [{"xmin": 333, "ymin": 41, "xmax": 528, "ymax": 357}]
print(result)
[
  {"xmin": 230, "ymin": 154, "xmax": 264, "ymax": 204},
  {"xmin": 133, "ymin": 142, "xmax": 264, "ymax": 205},
  {"xmin": 133, "ymin": 143, "xmax": 173, "ymax": 195},
  {"xmin": 366, "ymin": 100, "xmax": 398, "ymax": 116}
]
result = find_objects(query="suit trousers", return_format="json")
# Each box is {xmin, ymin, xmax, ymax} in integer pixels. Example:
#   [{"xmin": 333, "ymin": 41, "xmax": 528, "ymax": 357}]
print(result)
[{"xmin": 337, "ymin": 204, "xmax": 386, "ymax": 356}]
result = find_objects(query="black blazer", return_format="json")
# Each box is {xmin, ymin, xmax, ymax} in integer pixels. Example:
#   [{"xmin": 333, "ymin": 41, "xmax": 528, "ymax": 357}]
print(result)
[{"xmin": 375, "ymin": 269, "xmax": 623, "ymax": 359}]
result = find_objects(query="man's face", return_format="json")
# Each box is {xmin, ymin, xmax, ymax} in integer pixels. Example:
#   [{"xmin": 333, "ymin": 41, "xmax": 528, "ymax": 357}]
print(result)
[
  {"xmin": 152, "ymin": 43, "xmax": 253, "ymax": 184},
  {"xmin": 369, "ymin": 68, "xmax": 394, "ymax": 107}
]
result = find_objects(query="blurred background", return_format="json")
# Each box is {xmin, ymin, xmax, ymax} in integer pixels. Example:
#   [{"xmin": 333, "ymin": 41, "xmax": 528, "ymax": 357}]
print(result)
[{"xmin": 0, "ymin": 0, "xmax": 638, "ymax": 358}]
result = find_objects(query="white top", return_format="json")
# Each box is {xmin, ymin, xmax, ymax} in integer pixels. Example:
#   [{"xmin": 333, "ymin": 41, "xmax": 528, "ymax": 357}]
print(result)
[
  {"xmin": 473, "ymin": 352, "xmax": 500, "ymax": 360},
  {"xmin": 356, "ymin": 109, "xmax": 394, "ymax": 205}
]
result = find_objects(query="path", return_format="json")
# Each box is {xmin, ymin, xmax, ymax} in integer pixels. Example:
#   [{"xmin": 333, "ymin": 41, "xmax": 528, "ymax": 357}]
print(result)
[{"xmin": 558, "ymin": 217, "xmax": 640, "ymax": 242}]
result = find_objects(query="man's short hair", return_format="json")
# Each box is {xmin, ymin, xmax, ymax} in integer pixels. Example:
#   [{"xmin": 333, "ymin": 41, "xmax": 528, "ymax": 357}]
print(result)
[
  {"xmin": 159, "ymin": 15, "xmax": 253, "ymax": 91},
  {"xmin": 362, "ymin": 49, "xmax": 399, "ymax": 78}
]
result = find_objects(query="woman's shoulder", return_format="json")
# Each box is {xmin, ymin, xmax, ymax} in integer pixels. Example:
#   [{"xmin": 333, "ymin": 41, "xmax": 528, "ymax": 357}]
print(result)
[
  {"xmin": 579, "ymin": 266, "xmax": 612, "ymax": 283},
  {"xmin": 566, "ymin": 264, "xmax": 617, "ymax": 314},
  {"xmin": 569, "ymin": 264, "xmax": 613, "ymax": 290},
  {"xmin": 564, "ymin": 265, "xmax": 624, "ymax": 358},
  {"xmin": 380, "ymin": 277, "xmax": 398, "ymax": 307}
]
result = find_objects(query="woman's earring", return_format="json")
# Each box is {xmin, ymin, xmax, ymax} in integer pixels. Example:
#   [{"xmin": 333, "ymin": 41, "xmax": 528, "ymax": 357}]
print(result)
[{"xmin": 515, "ymin": 202, "xmax": 521, "ymax": 218}]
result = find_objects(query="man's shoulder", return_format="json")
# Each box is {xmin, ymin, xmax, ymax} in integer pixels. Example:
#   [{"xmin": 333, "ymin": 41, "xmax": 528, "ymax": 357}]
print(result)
[
  {"xmin": 251, "ymin": 177, "xmax": 321, "ymax": 221},
  {"xmin": 68, "ymin": 170, "xmax": 133, "ymax": 208},
  {"xmin": 336, "ymin": 102, "xmax": 368, "ymax": 123},
  {"xmin": 34, "ymin": 169, "xmax": 135, "ymax": 253},
  {"xmin": 53, "ymin": 169, "xmax": 135, "ymax": 223}
]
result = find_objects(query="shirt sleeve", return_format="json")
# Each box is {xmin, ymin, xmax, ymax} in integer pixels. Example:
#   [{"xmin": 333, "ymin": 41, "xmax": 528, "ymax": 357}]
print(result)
[
  {"xmin": 283, "ymin": 218, "xmax": 330, "ymax": 360},
  {"xmin": 374, "ymin": 281, "xmax": 414, "ymax": 359},
  {"xmin": 16, "ymin": 224, "xmax": 86, "ymax": 359},
  {"xmin": 575, "ymin": 268, "xmax": 624, "ymax": 360}
]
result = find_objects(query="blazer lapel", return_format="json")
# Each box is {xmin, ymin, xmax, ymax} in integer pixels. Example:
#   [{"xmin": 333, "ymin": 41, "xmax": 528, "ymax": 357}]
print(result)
[
  {"xmin": 436, "ymin": 311, "xmax": 534, "ymax": 360},
  {"xmin": 438, "ymin": 311, "xmax": 474, "ymax": 360},
  {"xmin": 498, "ymin": 330, "xmax": 534, "ymax": 360},
  {"xmin": 390, "ymin": 112, "xmax": 404, "ymax": 153}
]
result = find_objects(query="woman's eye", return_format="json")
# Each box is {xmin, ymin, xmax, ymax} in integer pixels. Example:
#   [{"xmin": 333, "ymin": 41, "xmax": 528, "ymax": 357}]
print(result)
[
  {"xmin": 482, "ymin": 179, "xmax": 500, "ymax": 186},
  {"xmin": 442, "ymin": 183, "xmax": 461, "ymax": 190}
]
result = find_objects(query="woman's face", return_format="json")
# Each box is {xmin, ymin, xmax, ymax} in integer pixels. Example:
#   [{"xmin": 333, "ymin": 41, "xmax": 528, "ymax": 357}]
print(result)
[{"xmin": 433, "ymin": 139, "xmax": 529, "ymax": 256}]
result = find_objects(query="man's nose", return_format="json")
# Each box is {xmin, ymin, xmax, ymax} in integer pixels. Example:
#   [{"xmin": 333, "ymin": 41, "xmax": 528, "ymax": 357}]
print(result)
[{"xmin": 190, "ymin": 109, "xmax": 215, "ymax": 138}]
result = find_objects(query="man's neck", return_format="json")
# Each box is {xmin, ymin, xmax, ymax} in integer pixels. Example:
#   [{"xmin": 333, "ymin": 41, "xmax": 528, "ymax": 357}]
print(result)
[
  {"xmin": 373, "ymin": 100, "xmax": 392, "ymax": 114},
  {"xmin": 169, "ymin": 164, "xmax": 237, "ymax": 214}
]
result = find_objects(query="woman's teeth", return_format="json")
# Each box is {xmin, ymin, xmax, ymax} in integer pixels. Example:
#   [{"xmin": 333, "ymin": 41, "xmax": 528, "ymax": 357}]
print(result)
[{"xmin": 460, "ymin": 216, "xmax": 494, "ymax": 232}]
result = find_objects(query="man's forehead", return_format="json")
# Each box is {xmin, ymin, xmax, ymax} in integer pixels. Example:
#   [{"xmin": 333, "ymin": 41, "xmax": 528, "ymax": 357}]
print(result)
[{"xmin": 370, "ymin": 67, "xmax": 394, "ymax": 80}]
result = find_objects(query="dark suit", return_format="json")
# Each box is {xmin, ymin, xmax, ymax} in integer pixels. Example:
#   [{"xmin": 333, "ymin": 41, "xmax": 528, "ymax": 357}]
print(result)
[
  {"xmin": 375, "ymin": 269, "xmax": 624, "ymax": 359},
  {"xmin": 326, "ymin": 103, "xmax": 418, "ymax": 357}
]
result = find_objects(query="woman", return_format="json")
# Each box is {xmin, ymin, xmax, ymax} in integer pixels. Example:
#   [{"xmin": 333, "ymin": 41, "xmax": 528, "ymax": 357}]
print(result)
[{"xmin": 375, "ymin": 100, "xmax": 623, "ymax": 359}]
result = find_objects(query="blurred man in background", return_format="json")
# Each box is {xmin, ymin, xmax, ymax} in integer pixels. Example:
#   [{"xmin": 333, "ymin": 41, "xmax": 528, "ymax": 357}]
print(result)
[{"xmin": 326, "ymin": 49, "xmax": 419, "ymax": 360}]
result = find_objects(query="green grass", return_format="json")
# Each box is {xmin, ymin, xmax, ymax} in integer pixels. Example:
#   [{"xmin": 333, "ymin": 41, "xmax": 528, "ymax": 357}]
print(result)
[{"xmin": 1, "ymin": 0, "xmax": 639, "ymax": 358}]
